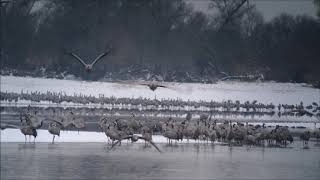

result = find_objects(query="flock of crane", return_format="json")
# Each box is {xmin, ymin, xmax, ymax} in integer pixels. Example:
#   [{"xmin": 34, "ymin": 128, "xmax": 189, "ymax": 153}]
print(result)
[
  {"xmin": 1, "ymin": 109, "xmax": 320, "ymax": 153},
  {"xmin": 1, "ymin": 49, "xmax": 319, "ymax": 152},
  {"xmin": 100, "ymin": 113, "xmax": 320, "ymax": 151},
  {"xmin": 2, "ymin": 91, "xmax": 320, "ymax": 119},
  {"xmin": 1, "ymin": 110, "xmax": 85, "ymax": 143}
]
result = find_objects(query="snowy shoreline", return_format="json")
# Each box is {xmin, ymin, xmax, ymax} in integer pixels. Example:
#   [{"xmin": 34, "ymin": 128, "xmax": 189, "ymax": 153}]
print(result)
[
  {"xmin": 1, "ymin": 75, "xmax": 319, "ymax": 105},
  {"xmin": 1, "ymin": 126, "xmax": 318, "ymax": 143}
]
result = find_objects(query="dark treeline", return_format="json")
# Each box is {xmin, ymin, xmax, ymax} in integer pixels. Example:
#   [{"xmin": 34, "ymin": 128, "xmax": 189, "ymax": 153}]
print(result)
[{"xmin": 1, "ymin": 0, "xmax": 320, "ymax": 83}]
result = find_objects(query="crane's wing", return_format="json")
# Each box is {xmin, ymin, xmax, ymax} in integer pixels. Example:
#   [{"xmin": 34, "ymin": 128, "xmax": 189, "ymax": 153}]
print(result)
[
  {"xmin": 112, "ymin": 80, "xmax": 149, "ymax": 87},
  {"xmin": 45, "ymin": 118, "xmax": 64, "ymax": 127},
  {"xmin": 154, "ymin": 84, "xmax": 175, "ymax": 91},
  {"xmin": 149, "ymin": 141, "xmax": 162, "ymax": 153},
  {"xmin": 65, "ymin": 52, "xmax": 87, "ymax": 67},
  {"xmin": 90, "ymin": 50, "xmax": 111, "ymax": 66},
  {"xmin": 107, "ymin": 136, "xmax": 133, "ymax": 151},
  {"xmin": 53, "ymin": 118, "xmax": 73, "ymax": 129},
  {"xmin": 137, "ymin": 137, "xmax": 162, "ymax": 153},
  {"xmin": 157, "ymin": 85, "xmax": 167, "ymax": 88}
]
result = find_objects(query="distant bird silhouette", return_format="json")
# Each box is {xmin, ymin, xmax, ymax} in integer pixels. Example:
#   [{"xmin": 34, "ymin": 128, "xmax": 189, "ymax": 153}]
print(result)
[
  {"xmin": 65, "ymin": 49, "xmax": 111, "ymax": 72},
  {"xmin": 108, "ymin": 135, "xmax": 162, "ymax": 153}
]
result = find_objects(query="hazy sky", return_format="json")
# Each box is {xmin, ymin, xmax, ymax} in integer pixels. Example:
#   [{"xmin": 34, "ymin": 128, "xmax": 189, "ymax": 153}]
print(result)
[{"xmin": 186, "ymin": 0, "xmax": 317, "ymax": 21}]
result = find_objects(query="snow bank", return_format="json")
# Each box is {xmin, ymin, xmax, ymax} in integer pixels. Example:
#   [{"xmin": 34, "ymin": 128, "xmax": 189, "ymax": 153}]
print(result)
[{"xmin": 1, "ymin": 75, "xmax": 319, "ymax": 104}]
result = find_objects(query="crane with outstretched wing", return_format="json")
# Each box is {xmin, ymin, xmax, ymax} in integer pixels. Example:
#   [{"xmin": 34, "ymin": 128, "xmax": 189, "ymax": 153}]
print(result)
[{"xmin": 65, "ymin": 48, "xmax": 111, "ymax": 72}]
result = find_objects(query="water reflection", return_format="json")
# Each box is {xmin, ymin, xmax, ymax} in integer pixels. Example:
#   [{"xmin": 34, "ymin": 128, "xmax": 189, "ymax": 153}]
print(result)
[
  {"xmin": 1, "ymin": 142, "xmax": 320, "ymax": 179},
  {"xmin": 18, "ymin": 144, "xmax": 36, "ymax": 150}
]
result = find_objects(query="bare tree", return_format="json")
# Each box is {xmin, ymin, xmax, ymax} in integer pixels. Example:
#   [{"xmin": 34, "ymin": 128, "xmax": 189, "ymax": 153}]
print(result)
[
  {"xmin": 191, "ymin": 0, "xmax": 253, "ymax": 79},
  {"xmin": 210, "ymin": 0, "xmax": 252, "ymax": 31},
  {"xmin": 315, "ymin": 0, "xmax": 320, "ymax": 18}
]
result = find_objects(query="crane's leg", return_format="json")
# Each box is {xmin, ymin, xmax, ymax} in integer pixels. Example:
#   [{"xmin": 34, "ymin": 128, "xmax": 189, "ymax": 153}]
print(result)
[
  {"xmin": 25, "ymin": 135, "xmax": 27, "ymax": 144},
  {"xmin": 52, "ymin": 135, "xmax": 55, "ymax": 144}
]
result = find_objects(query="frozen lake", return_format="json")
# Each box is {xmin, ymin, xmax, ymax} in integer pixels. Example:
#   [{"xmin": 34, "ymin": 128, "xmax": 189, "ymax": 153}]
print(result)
[{"xmin": 1, "ymin": 142, "xmax": 320, "ymax": 179}]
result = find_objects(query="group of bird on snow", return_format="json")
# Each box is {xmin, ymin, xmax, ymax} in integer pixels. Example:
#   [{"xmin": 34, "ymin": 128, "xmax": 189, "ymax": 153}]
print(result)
[
  {"xmin": 1, "ymin": 110, "xmax": 319, "ymax": 153},
  {"xmin": 2, "ymin": 91, "xmax": 320, "ymax": 119}
]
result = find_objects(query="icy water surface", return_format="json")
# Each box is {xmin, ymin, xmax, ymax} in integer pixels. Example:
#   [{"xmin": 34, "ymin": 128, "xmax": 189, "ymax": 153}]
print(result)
[{"xmin": 1, "ymin": 142, "xmax": 320, "ymax": 179}]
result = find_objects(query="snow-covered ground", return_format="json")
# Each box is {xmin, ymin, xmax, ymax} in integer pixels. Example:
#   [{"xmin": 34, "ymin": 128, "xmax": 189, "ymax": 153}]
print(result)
[
  {"xmin": 1, "ymin": 75, "xmax": 319, "ymax": 105},
  {"xmin": 1, "ymin": 75, "xmax": 319, "ymax": 142}
]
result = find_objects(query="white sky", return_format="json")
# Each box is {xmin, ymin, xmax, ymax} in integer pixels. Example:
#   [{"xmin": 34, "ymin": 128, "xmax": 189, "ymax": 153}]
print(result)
[{"xmin": 186, "ymin": 0, "xmax": 317, "ymax": 21}]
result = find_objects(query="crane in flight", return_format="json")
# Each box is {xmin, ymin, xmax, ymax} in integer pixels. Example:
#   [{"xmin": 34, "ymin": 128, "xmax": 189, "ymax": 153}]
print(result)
[
  {"xmin": 114, "ymin": 79, "xmax": 170, "ymax": 92},
  {"xmin": 65, "ymin": 48, "xmax": 111, "ymax": 72},
  {"xmin": 139, "ymin": 81, "xmax": 168, "ymax": 91}
]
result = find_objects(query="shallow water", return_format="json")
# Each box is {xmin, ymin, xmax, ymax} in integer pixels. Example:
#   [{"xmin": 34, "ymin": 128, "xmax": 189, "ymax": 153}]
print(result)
[{"xmin": 1, "ymin": 142, "xmax": 320, "ymax": 179}]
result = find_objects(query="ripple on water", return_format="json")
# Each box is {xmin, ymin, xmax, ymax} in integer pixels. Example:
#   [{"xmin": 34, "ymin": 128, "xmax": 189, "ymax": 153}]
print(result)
[{"xmin": 1, "ymin": 142, "xmax": 320, "ymax": 179}]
